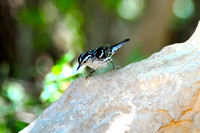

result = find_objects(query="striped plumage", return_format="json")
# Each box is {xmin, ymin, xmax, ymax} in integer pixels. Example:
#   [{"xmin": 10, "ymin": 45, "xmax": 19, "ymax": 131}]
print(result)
[{"xmin": 77, "ymin": 38, "xmax": 130, "ymax": 78}]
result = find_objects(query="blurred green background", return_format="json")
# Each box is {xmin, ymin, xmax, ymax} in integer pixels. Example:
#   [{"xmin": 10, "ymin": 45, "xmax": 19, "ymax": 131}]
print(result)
[{"xmin": 0, "ymin": 0, "xmax": 199, "ymax": 132}]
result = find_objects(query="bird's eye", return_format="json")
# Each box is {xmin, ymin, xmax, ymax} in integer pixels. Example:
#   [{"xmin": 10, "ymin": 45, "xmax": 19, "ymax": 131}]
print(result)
[{"xmin": 83, "ymin": 61, "xmax": 86, "ymax": 63}]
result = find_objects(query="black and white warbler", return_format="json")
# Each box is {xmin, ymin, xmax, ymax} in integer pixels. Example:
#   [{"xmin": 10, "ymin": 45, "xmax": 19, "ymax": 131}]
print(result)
[{"xmin": 77, "ymin": 38, "xmax": 130, "ymax": 78}]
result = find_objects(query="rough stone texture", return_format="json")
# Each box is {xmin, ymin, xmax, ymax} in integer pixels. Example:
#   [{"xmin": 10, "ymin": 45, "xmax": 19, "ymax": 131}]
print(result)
[{"xmin": 21, "ymin": 21, "xmax": 200, "ymax": 133}]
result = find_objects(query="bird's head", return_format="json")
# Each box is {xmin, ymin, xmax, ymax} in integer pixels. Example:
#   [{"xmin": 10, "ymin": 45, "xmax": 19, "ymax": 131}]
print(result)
[{"xmin": 77, "ymin": 53, "xmax": 92, "ymax": 71}]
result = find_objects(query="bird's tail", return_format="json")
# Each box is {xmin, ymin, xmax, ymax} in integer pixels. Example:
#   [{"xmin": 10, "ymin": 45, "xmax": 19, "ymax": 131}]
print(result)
[{"xmin": 109, "ymin": 38, "xmax": 130, "ymax": 56}]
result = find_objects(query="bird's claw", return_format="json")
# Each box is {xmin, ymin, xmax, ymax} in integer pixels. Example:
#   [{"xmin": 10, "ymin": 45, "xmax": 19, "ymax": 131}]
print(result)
[
  {"xmin": 113, "ymin": 65, "xmax": 120, "ymax": 70},
  {"xmin": 85, "ymin": 74, "xmax": 93, "ymax": 80}
]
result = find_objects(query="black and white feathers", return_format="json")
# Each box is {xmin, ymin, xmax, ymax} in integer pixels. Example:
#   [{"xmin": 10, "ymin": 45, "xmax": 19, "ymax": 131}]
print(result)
[{"xmin": 77, "ymin": 38, "xmax": 130, "ymax": 71}]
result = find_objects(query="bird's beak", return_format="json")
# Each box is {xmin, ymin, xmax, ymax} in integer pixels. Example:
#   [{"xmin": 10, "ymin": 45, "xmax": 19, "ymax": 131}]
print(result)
[{"xmin": 77, "ymin": 64, "xmax": 81, "ymax": 71}]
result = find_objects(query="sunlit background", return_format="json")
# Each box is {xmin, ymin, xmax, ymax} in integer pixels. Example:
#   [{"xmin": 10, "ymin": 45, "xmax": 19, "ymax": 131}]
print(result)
[{"xmin": 0, "ymin": 0, "xmax": 199, "ymax": 132}]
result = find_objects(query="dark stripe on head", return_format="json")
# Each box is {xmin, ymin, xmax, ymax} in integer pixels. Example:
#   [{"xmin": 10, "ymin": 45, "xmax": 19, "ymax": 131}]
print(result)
[
  {"xmin": 78, "ymin": 52, "xmax": 93, "ymax": 64},
  {"xmin": 78, "ymin": 53, "xmax": 85, "ymax": 63}
]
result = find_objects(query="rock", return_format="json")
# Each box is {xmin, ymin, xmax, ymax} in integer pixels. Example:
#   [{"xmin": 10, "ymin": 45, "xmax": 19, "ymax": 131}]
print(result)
[{"xmin": 20, "ymin": 21, "xmax": 200, "ymax": 133}]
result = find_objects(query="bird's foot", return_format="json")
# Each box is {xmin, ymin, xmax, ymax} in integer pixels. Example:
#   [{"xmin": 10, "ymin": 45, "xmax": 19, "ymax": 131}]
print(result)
[
  {"xmin": 112, "ymin": 66, "xmax": 120, "ymax": 72},
  {"xmin": 85, "ymin": 74, "xmax": 93, "ymax": 80}
]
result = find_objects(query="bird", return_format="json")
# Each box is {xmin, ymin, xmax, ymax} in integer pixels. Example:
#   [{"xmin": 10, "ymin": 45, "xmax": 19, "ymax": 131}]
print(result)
[{"xmin": 77, "ymin": 38, "xmax": 130, "ymax": 78}]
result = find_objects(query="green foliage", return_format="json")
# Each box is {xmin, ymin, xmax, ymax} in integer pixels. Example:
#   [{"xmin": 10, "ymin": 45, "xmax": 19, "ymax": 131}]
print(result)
[
  {"xmin": 102, "ymin": 0, "xmax": 144, "ymax": 20},
  {"xmin": 0, "ymin": 81, "xmax": 38, "ymax": 132},
  {"xmin": 33, "ymin": 31, "xmax": 51, "ymax": 51},
  {"xmin": 54, "ymin": 0, "xmax": 76, "ymax": 12},
  {"xmin": 15, "ymin": 121, "xmax": 29, "ymax": 132},
  {"xmin": 18, "ymin": 7, "xmax": 46, "ymax": 29},
  {"xmin": 40, "ymin": 51, "xmax": 85, "ymax": 105},
  {"xmin": 102, "ymin": 0, "xmax": 121, "ymax": 9},
  {"xmin": 173, "ymin": 0, "xmax": 194, "ymax": 20}
]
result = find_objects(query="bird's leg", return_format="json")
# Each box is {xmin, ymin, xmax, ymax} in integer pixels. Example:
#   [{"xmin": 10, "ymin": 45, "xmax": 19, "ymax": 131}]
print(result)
[
  {"xmin": 111, "ymin": 60, "xmax": 120, "ymax": 71},
  {"xmin": 85, "ymin": 69, "xmax": 96, "ymax": 79},
  {"xmin": 111, "ymin": 60, "xmax": 115, "ymax": 70}
]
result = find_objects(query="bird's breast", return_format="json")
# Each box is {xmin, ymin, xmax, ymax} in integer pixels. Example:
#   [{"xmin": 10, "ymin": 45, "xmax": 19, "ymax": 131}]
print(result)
[{"xmin": 86, "ymin": 61, "xmax": 108, "ymax": 70}]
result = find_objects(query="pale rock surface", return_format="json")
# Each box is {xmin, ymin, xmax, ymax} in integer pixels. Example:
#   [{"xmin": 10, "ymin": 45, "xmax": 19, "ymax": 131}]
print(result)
[{"xmin": 21, "ymin": 21, "xmax": 200, "ymax": 133}]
